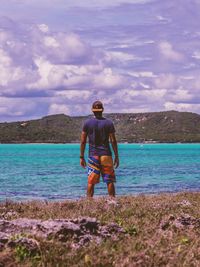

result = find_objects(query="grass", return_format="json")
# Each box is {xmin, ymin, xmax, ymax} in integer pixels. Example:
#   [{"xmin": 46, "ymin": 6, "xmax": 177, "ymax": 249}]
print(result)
[{"xmin": 0, "ymin": 192, "xmax": 200, "ymax": 266}]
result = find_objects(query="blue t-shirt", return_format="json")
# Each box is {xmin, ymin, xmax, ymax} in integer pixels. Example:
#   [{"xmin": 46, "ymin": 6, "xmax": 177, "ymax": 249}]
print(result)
[{"xmin": 83, "ymin": 117, "xmax": 115, "ymax": 156}]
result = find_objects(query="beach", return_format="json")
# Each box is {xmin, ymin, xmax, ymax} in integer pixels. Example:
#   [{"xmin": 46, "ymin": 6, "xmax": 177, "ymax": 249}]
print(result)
[{"xmin": 0, "ymin": 192, "xmax": 199, "ymax": 266}]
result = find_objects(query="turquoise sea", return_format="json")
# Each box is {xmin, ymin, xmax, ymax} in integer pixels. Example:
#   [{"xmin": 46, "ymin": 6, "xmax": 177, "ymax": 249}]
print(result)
[{"xmin": 0, "ymin": 144, "xmax": 200, "ymax": 201}]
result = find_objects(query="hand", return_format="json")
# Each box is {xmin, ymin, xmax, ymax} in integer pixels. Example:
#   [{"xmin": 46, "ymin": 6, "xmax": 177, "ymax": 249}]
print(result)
[
  {"xmin": 114, "ymin": 156, "xmax": 119, "ymax": 169},
  {"xmin": 80, "ymin": 157, "xmax": 86, "ymax": 168}
]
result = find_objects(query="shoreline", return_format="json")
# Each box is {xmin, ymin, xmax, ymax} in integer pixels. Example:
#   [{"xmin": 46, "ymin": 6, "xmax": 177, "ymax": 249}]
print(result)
[{"xmin": 1, "ymin": 190, "xmax": 200, "ymax": 203}]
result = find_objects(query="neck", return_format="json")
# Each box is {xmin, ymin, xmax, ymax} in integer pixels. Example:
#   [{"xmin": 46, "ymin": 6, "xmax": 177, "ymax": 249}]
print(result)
[
  {"xmin": 94, "ymin": 113, "xmax": 103, "ymax": 119},
  {"xmin": 95, "ymin": 115, "xmax": 103, "ymax": 119}
]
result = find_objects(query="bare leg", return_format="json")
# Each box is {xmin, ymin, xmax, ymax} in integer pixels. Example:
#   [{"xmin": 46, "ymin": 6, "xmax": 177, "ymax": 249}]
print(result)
[
  {"xmin": 87, "ymin": 183, "xmax": 95, "ymax": 197},
  {"xmin": 107, "ymin": 182, "xmax": 115, "ymax": 197}
]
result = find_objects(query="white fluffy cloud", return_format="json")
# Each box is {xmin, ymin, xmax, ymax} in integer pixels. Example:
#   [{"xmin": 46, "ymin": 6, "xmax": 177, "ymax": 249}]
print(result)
[
  {"xmin": 48, "ymin": 104, "xmax": 71, "ymax": 115},
  {"xmin": 0, "ymin": 19, "xmax": 131, "ymax": 119},
  {"xmin": 159, "ymin": 41, "xmax": 184, "ymax": 62},
  {"xmin": 0, "ymin": 97, "xmax": 37, "ymax": 116},
  {"xmin": 154, "ymin": 73, "xmax": 177, "ymax": 89},
  {"xmin": 55, "ymin": 90, "xmax": 92, "ymax": 100},
  {"xmin": 106, "ymin": 51, "xmax": 139, "ymax": 62}
]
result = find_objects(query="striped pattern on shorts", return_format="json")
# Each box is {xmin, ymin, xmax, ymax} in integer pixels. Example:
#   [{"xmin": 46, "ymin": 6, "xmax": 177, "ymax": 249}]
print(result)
[{"xmin": 87, "ymin": 155, "xmax": 116, "ymax": 184}]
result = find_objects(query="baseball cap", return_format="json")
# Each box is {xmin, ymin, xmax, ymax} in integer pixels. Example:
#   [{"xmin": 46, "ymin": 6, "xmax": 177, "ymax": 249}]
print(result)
[{"xmin": 92, "ymin": 100, "xmax": 104, "ymax": 112}]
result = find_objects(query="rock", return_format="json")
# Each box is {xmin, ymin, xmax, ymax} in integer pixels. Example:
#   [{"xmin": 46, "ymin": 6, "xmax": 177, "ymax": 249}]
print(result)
[
  {"xmin": 78, "ymin": 217, "xmax": 99, "ymax": 233},
  {"xmin": 76, "ymin": 234, "xmax": 93, "ymax": 247},
  {"xmin": 0, "ymin": 217, "xmax": 125, "ymax": 252},
  {"xmin": 174, "ymin": 214, "xmax": 197, "ymax": 228},
  {"xmin": 0, "ymin": 220, "xmax": 10, "ymax": 232},
  {"xmin": 160, "ymin": 214, "xmax": 199, "ymax": 231},
  {"xmin": 12, "ymin": 218, "xmax": 41, "ymax": 230},
  {"xmin": 0, "ymin": 232, "xmax": 10, "ymax": 244},
  {"xmin": 48, "ymin": 221, "xmax": 81, "ymax": 241}
]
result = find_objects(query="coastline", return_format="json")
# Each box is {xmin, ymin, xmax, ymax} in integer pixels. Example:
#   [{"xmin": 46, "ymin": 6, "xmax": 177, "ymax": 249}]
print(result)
[
  {"xmin": 1, "ymin": 189, "xmax": 200, "ymax": 203},
  {"xmin": 0, "ymin": 192, "xmax": 199, "ymax": 266}
]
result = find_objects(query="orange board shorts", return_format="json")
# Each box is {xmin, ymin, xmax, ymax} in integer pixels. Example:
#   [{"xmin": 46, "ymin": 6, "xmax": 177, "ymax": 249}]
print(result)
[{"xmin": 87, "ymin": 155, "xmax": 116, "ymax": 184}]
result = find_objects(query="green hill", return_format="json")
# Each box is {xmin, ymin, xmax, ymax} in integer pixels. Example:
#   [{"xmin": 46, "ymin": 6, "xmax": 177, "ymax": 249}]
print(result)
[{"xmin": 0, "ymin": 110, "xmax": 200, "ymax": 143}]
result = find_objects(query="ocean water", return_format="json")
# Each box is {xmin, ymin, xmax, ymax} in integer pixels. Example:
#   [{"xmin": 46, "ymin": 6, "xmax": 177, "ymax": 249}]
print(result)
[{"xmin": 0, "ymin": 144, "xmax": 200, "ymax": 201}]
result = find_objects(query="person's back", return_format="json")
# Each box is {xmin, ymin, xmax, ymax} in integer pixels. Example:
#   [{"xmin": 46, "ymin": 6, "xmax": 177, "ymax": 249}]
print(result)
[
  {"xmin": 83, "ymin": 116, "xmax": 115, "ymax": 156},
  {"xmin": 80, "ymin": 101, "xmax": 119, "ymax": 197}
]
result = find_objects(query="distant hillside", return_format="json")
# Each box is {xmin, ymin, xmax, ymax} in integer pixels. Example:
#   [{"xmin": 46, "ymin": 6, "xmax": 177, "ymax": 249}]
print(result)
[{"xmin": 0, "ymin": 111, "xmax": 200, "ymax": 143}]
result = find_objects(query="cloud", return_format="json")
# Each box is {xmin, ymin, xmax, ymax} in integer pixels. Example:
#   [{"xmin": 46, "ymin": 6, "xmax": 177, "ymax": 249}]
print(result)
[
  {"xmin": 106, "ymin": 51, "xmax": 139, "ymax": 62},
  {"xmin": 27, "ymin": 58, "xmax": 125, "ymax": 91},
  {"xmin": 92, "ymin": 68, "xmax": 126, "ymax": 90},
  {"xmin": 1, "ymin": 0, "xmax": 200, "ymax": 121},
  {"xmin": 154, "ymin": 73, "xmax": 176, "ymax": 89},
  {"xmin": 192, "ymin": 51, "xmax": 200, "ymax": 60},
  {"xmin": 3, "ymin": 0, "xmax": 153, "ymax": 8},
  {"xmin": 164, "ymin": 102, "xmax": 200, "ymax": 113},
  {"xmin": 128, "ymin": 71, "xmax": 157, "ymax": 78},
  {"xmin": 0, "ymin": 19, "xmax": 114, "ymax": 94},
  {"xmin": 159, "ymin": 41, "xmax": 184, "ymax": 62},
  {"xmin": 55, "ymin": 90, "xmax": 92, "ymax": 100},
  {"xmin": 0, "ymin": 97, "xmax": 37, "ymax": 117},
  {"xmin": 0, "ymin": 18, "xmax": 133, "ymax": 119},
  {"xmin": 0, "ymin": 47, "xmax": 38, "ymax": 94},
  {"xmin": 156, "ymin": 15, "xmax": 170, "ymax": 22},
  {"xmin": 48, "ymin": 104, "xmax": 71, "ymax": 115},
  {"xmin": 31, "ymin": 26, "xmax": 96, "ymax": 65},
  {"xmin": 169, "ymin": 89, "xmax": 193, "ymax": 102}
]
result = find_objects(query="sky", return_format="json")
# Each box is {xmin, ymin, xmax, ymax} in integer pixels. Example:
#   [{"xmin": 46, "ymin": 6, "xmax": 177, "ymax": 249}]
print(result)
[{"xmin": 0, "ymin": 0, "xmax": 200, "ymax": 121}]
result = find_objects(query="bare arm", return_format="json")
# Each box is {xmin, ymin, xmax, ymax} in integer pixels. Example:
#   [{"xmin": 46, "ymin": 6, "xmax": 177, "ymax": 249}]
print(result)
[
  {"xmin": 109, "ymin": 132, "xmax": 119, "ymax": 168},
  {"xmin": 80, "ymin": 131, "xmax": 87, "ymax": 168}
]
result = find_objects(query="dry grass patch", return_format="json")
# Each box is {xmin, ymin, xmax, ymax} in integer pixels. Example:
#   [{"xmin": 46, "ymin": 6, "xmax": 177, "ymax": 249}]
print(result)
[{"xmin": 0, "ymin": 192, "xmax": 200, "ymax": 266}]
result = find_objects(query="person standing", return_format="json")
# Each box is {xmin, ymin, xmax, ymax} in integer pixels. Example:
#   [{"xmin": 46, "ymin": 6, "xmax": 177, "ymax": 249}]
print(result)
[{"xmin": 80, "ymin": 101, "xmax": 119, "ymax": 197}]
